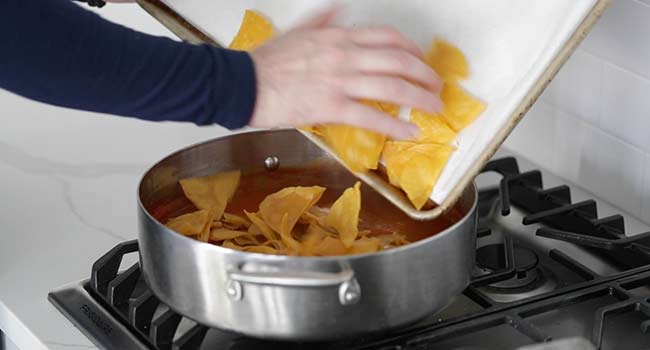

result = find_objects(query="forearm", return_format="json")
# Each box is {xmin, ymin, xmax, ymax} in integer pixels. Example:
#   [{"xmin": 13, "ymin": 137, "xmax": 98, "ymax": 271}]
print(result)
[{"xmin": 0, "ymin": 0, "xmax": 256, "ymax": 129}]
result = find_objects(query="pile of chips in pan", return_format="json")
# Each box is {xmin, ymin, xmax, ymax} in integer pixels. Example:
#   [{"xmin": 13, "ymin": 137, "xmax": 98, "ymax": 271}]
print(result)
[{"xmin": 165, "ymin": 171, "xmax": 410, "ymax": 256}]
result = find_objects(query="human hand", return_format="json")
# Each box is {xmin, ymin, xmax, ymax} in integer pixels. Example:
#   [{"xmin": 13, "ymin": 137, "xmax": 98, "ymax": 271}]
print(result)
[{"xmin": 248, "ymin": 7, "xmax": 443, "ymax": 140}]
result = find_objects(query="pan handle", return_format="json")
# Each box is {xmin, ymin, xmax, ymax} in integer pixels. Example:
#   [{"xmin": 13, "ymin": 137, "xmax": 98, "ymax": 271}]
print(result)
[{"xmin": 225, "ymin": 264, "xmax": 361, "ymax": 306}]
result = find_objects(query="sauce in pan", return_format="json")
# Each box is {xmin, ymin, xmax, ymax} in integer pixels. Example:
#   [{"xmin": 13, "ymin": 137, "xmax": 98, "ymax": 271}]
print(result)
[{"xmin": 150, "ymin": 165, "xmax": 464, "ymax": 244}]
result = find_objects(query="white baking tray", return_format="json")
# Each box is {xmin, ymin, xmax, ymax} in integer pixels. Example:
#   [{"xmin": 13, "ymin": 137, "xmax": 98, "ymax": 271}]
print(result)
[{"xmin": 149, "ymin": 0, "xmax": 609, "ymax": 220}]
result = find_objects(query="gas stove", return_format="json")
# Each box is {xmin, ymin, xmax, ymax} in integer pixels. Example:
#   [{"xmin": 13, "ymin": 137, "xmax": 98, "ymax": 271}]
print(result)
[{"xmin": 49, "ymin": 155, "xmax": 650, "ymax": 350}]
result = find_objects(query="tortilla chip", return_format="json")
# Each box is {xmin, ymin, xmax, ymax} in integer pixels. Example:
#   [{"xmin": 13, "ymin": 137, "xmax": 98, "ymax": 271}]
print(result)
[
  {"xmin": 180, "ymin": 171, "xmax": 241, "ymax": 220},
  {"xmin": 222, "ymin": 212, "xmax": 251, "ymax": 229},
  {"xmin": 222, "ymin": 240, "xmax": 244, "ymax": 251},
  {"xmin": 279, "ymin": 212, "xmax": 301, "ymax": 253},
  {"xmin": 244, "ymin": 210, "xmax": 276, "ymax": 241},
  {"xmin": 234, "ymin": 234, "xmax": 260, "ymax": 246},
  {"xmin": 410, "ymin": 108, "xmax": 457, "ymax": 145},
  {"xmin": 319, "ymin": 125, "xmax": 386, "ymax": 173},
  {"xmin": 439, "ymin": 82, "xmax": 486, "ymax": 132},
  {"xmin": 210, "ymin": 228, "xmax": 249, "ymax": 241},
  {"xmin": 258, "ymin": 186, "xmax": 325, "ymax": 234},
  {"xmin": 348, "ymin": 237, "xmax": 382, "ymax": 254},
  {"xmin": 228, "ymin": 9, "xmax": 274, "ymax": 51},
  {"xmin": 326, "ymin": 182, "xmax": 361, "ymax": 248},
  {"xmin": 383, "ymin": 142, "xmax": 455, "ymax": 209},
  {"xmin": 316, "ymin": 100, "xmax": 392, "ymax": 172},
  {"xmin": 165, "ymin": 210, "xmax": 211, "ymax": 237},
  {"xmin": 427, "ymin": 38, "xmax": 469, "ymax": 82},
  {"xmin": 314, "ymin": 236, "xmax": 348, "ymax": 256},
  {"xmin": 243, "ymin": 246, "xmax": 279, "ymax": 255},
  {"xmin": 381, "ymin": 141, "xmax": 414, "ymax": 187}
]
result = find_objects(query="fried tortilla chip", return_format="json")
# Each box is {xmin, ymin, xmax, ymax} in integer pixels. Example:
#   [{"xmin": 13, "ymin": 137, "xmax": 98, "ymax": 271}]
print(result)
[
  {"xmin": 348, "ymin": 237, "xmax": 382, "ymax": 254},
  {"xmin": 381, "ymin": 141, "xmax": 413, "ymax": 187},
  {"xmin": 165, "ymin": 210, "xmax": 212, "ymax": 237},
  {"xmin": 234, "ymin": 234, "xmax": 260, "ymax": 246},
  {"xmin": 300, "ymin": 223, "xmax": 330, "ymax": 256},
  {"xmin": 319, "ymin": 124, "xmax": 386, "ymax": 173},
  {"xmin": 244, "ymin": 210, "xmax": 276, "ymax": 241},
  {"xmin": 179, "ymin": 171, "xmax": 241, "ymax": 220},
  {"xmin": 279, "ymin": 212, "xmax": 301, "ymax": 253},
  {"xmin": 426, "ymin": 38, "xmax": 469, "ymax": 82},
  {"xmin": 383, "ymin": 142, "xmax": 455, "ymax": 209},
  {"xmin": 210, "ymin": 228, "xmax": 249, "ymax": 241},
  {"xmin": 222, "ymin": 212, "xmax": 251, "ymax": 229},
  {"xmin": 258, "ymin": 186, "xmax": 325, "ymax": 234},
  {"xmin": 326, "ymin": 182, "xmax": 361, "ymax": 248},
  {"xmin": 317, "ymin": 100, "xmax": 392, "ymax": 172},
  {"xmin": 314, "ymin": 236, "xmax": 347, "ymax": 256},
  {"xmin": 410, "ymin": 108, "xmax": 457, "ymax": 145},
  {"xmin": 243, "ymin": 246, "xmax": 279, "ymax": 255},
  {"xmin": 228, "ymin": 9, "xmax": 274, "ymax": 51},
  {"xmin": 439, "ymin": 82, "xmax": 485, "ymax": 132}
]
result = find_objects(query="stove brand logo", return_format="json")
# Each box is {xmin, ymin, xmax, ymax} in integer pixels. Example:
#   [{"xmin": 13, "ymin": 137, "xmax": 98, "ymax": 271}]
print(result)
[{"xmin": 81, "ymin": 304, "xmax": 113, "ymax": 335}]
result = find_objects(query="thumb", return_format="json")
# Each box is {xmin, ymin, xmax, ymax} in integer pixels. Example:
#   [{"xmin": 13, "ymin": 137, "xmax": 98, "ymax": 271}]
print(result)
[{"xmin": 292, "ymin": 4, "xmax": 343, "ymax": 30}]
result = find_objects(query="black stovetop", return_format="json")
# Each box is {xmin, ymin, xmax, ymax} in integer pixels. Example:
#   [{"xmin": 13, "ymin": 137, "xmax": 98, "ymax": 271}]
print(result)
[{"xmin": 49, "ymin": 157, "xmax": 650, "ymax": 350}]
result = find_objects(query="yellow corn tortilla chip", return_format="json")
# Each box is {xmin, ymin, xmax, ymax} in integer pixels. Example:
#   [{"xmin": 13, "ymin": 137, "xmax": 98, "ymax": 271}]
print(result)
[
  {"xmin": 383, "ymin": 142, "xmax": 455, "ymax": 209},
  {"xmin": 234, "ymin": 234, "xmax": 260, "ymax": 246},
  {"xmin": 228, "ymin": 9, "xmax": 275, "ymax": 51},
  {"xmin": 165, "ymin": 210, "xmax": 212, "ymax": 237},
  {"xmin": 279, "ymin": 212, "xmax": 301, "ymax": 253},
  {"xmin": 326, "ymin": 182, "xmax": 361, "ymax": 248},
  {"xmin": 314, "ymin": 236, "xmax": 348, "ymax": 256},
  {"xmin": 319, "ymin": 125, "xmax": 386, "ymax": 173},
  {"xmin": 258, "ymin": 186, "xmax": 325, "ymax": 234},
  {"xmin": 427, "ymin": 38, "xmax": 469, "ymax": 82},
  {"xmin": 222, "ymin": 212, "xmax": 251, "ymax": 229},
  {"xmin": 300, "ymin": 223, "xmax": 330, "ymax": 256},
  {"xmin": 244, "ymin": 210, "xmax": 276, "ymax": 242},
  {"xmin": 316, "ymin": 100, "xmax": 392, "ymax": 172},
  {"xmin": 243, "ymin": 246, "xmax": 279, "ymax": 255},
  {"xmin": 179, "ymin": 170, "xmax": 241, "ymax": 220},
  {"xmin": 210, "ymin": 228, "xmax": 249, "ymax": 241},
  {"xmin": 410, "ymin": 108, "xmax": 457, "ymax": 145},
  {"xmin": 381, "ymin": 141, "xmax": 413, "ymax": 187},
  {"xmin": 348, "ymin": 237, "xmax": 382, "ymax": 254},
  {"xmin": 439, "ymin": 82, "xmax": 486, "ymax": 132}
]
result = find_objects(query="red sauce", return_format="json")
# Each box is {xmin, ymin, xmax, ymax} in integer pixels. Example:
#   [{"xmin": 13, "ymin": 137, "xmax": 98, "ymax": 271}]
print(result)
[{"xmin": 149, "ymin": 166, "xmax": 464, "ymax": 243}]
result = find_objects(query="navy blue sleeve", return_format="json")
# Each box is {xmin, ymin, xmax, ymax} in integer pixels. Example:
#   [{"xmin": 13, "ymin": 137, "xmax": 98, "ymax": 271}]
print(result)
[{"xmin": 0, "ymin": 0, "xmax": 256, "ymax": 129}]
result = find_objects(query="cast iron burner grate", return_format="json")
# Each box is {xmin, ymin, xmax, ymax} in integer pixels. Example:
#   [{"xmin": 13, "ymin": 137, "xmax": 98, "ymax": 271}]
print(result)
[{"xmin": 58, "ymin": 157, "xmax": 650, "ymax": 349}]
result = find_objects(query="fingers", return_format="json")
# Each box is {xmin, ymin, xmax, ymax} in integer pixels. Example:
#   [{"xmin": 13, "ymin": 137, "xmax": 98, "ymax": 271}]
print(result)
[
  {"xmin": 341, "ymin": 75, "xmax": 442, "ymax": 114},
  {"xmin": 292, "ymin": 4, "xmax": 343, "ymax": 30},
  {"xmin": 350, "ymin": 26, "xmax": 425, "ymax": 60},
  {"xmin": 328, "ymin": 101, "xmax": 420, "ymax": 140},
  {"xmin": 349, "ymin": 47, "xmax": 442, "ymax": 92}
]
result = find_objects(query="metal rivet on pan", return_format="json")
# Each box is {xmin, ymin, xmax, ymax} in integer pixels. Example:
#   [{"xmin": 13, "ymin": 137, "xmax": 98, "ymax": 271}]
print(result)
[
  {"xmin": 338, "ymin": 279, "xmax": 361, "ymax": 305},
  {"xmin": 264, "ymin": 156, "xmax": 280, "ymax": 171},
  {"xmin": 225, "ymin": 280, "xmax": 243, "ymax": 301}
]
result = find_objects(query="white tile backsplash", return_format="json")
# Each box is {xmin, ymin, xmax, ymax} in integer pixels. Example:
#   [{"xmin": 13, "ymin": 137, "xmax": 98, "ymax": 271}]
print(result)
[
  {"xmin": 582, "ymin": 0, "xmax": 650, "ymax": 79},
  {"xmin": 578, "ymin": 123, "xmax": 645, "ymax": 216},
  {"xmin": 551, "ymin": 111, "xmax": 589, "ymax": 184},
  {"xmin": 600, "ymin": 62, "xmax": 650, "ymax": 151},
  {"xmin": 541, "ymin": 49, "xmax": 604, "ymax": 125},
  {"xmin": 512, "ymin": 0, "xmax": 650, "ymax": 224},
  {"xmin": 503, "ymin": 101, "xmax": 557, "ymax": 167}
]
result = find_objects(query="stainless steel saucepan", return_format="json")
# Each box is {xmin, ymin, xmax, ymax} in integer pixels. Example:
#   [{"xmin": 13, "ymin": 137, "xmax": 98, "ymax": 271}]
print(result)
[{"xmin": 137, "ymin": 129, "xmax": 477, "ymax": 340}]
